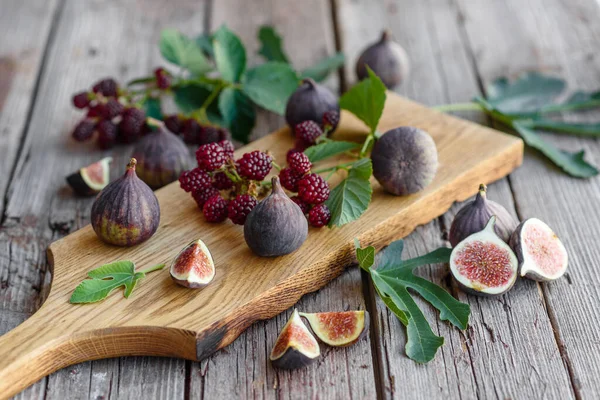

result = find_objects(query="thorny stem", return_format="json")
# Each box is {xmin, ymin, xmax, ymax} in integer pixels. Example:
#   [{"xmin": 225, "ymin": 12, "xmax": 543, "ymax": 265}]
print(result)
[{"xmin": 140, "ymin": 264, "xmax": 166, "ymax": 274}]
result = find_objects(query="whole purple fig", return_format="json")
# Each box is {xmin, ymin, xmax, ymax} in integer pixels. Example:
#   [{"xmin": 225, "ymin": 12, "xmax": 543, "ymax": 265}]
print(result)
[
  {"xmin": 91, "ymin": 158, "xmax": 160, "ymax": 246},
  {"xmin": 356, "ymin": 30, "xmax": 409, "ymax": 89},
  {"xmin": 285, "ymin": 78, "xmax": 340, "ymax": 132},
  {"xmin": 449, "ymin": 184, "xmax": 519, "ymax": 247}
]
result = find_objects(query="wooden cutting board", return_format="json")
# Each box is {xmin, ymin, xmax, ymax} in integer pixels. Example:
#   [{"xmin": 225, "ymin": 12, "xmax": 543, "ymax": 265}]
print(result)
[{"xmin": 0, "ymin": 93, "xmax": 523, "ymax": 398}]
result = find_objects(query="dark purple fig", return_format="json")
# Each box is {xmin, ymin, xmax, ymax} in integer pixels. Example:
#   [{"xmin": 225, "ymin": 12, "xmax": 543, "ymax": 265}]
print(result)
[
  {"xmin": 91, "ymin": 158, "xmax": 160, "ymax": 247},
  {"xmin": 300, "ymin": 311, "xmax": 369, "ymax": 347},
  {"xmin": 356, "ymin": 30, "xmax": 410, "ymax": 89},
  {"xmin": 66, "ymin": 157, "xmax": 112, "ymax": 196},
  {"xmin": 170, "ymin": 239, "xmax": 215, "ymax": 288},
  {"xmin": 131, "ymin": 124, "xmax": 192, "ymax": 189},
  {"xmin": 510, "ymin": 218, "xmax": 568, "ymax": 282},
  {"xmin": 449, "ymin": 184, "xmax": 518, "ymax": 247},
  {"xmin": 285, "ymin": 78, "xmax": 340, "ymax": 133},
  {"xmin": 244, "ymin": 176, "xmax": 308, "ymax": 257},
  {"xmin": 450, "ymin": 216, "xmax": 519, "ymax": 296},
  {"xmin": 371, "ymin": 127, "xmax": 438, "ymax": 196},
  {"xmin": 270, "ymin": 309, "xmax": 320, "ymax": 370}
]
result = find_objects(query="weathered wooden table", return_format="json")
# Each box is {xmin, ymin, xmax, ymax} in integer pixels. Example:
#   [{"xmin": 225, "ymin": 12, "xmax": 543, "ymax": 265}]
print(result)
[{"xmin": 1, "ymin": 0, "xmax": 598, "ymax": 398}]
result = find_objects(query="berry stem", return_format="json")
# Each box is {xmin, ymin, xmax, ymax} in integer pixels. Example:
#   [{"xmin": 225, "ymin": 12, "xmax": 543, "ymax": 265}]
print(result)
[
  {"xmin": 313, "ymin": 161, "xmax": 355, "ymax": 175},
  {"xmin": 271, "ymin": 161, "xmax": 282, "ymax": 172},
  {"xmin": 200, "ymin": 83, "xmax": 224, "ymax": 113}
]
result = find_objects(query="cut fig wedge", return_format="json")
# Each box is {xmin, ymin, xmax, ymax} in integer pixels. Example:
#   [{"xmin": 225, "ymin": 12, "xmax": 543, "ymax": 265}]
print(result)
[
  {"xmin": 66, "ymin": 157, "xmax": 112, "ymax": 196},
  {"xmin": 300, "ymin": 311, "xmax": 369, "ymax": 347},
  {"xmin": 510, "ymin": 218, "xmax": 568, "ymax": 282},
  {"xmin": 270, "ymin": 310, "xmax": 320, "ymax": 369},
  {"xmin": 450, "ymin": 216, "xmax": 519, "ymax": 296},
  {"xmin": 170, "ymin": 239, "xmax": 215, "ymax": 288}
]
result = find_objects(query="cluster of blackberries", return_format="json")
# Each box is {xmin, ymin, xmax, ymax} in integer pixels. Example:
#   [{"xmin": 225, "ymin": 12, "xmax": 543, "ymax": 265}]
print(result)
[
  {"xmin": 179, "ymin": 140, "xmax": 273, "ymax": 225},
  {"xmin": 164, "ymin": 114, "xmax": 231, "ymax": 146},
  {"xmin": 71, "ymin": 78, "xmax": 149, "ymax": 149},
  {"xmin": 292, "ymin": 110, "xmax": 340, "ymax": 151},
  {"xmin": 279, "ymin": 151, "xmax": 331, "ymax": 228}
]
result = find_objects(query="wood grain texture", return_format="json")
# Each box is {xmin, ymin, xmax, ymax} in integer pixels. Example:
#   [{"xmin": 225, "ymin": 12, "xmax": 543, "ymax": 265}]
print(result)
[
  {"xmin": 0, "ymin": 92, "xmax": 522, "ymax": 398},
  {"xmin": 336, "ymin": 0, "xmax": 576, "ymax": 398},
  {"xmin": 456, "ymin": 0, "xmax": 600, "ymax": 397}
]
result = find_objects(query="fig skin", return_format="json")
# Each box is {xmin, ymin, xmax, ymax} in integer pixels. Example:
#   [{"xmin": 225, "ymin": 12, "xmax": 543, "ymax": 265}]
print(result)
[
  {"xmin": 509, "ymin": 218, "xmax": 568, "ymax": 282},
  {"xmin": 371, "ymin": 127, "xmax": 438, "ymax": 196},
  {"xmin": 449, "ymin": 184, "xmax": 519, "ymax": 247},
  {"xmin": 300, "ymin": 311, "xmax": 369, "ymax": 347},
  {"xmin": 450, "ymin": 216, "xmax": 519, "ymax": 297},
  {"xmin": 285, "ymin": 78, "xmax": 340, "ymax": 133},
  {"xmin": 270, "ymin": 310, "xmax": 320, "ymax": 370},
  {"xmin": 356, "ymin": 30, "xmax": 410, "ymax": 89},
  {"xmin": 244, "ymin": 176, "xmax": 308, "ymax": 257},
  {"xmin": 131, "ymin": 124, "xmax": 192, "ymax": 189},
  {"xmin": 91, "ymin": 158, "xmax": 160, "ymax": 247},
  {"xmin": 66, "ymin": 157, "xmax": 112, "ymax": 196},
  {"xmin": 170, "ymin": 239, "xmax": 215, "ymax": 288}
]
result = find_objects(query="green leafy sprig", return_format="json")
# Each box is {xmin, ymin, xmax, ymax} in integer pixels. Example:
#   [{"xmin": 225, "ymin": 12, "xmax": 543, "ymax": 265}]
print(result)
[
  {"xmin": 70, "ymin": 261, "xmax": 165, "ymax": 304},
  {"xmin": 355, "ymin": 239, "xmax": 470, "ymax": 363},
  {"xmin": 435, "ymin": 72, "xmax": 600, "ymax": 178}
]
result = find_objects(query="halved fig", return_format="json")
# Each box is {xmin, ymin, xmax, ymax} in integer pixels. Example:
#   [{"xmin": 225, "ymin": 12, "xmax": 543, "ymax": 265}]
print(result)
[
  {"xmin": 450, "ymin": 216, "xmax": 519, "ymax": 296},
  {"xmin": 510, "ymin": 218, "xmax": 568, "ymax": 282},
  {"xmin": 170, "ymin": 239, "xmax": 215, "ymax": 288},
  {"xmin": 299, "ymin": 311, "xmax": 369, "ymax": 347},
  {"xmin": 66, "ymin": 157, "xmax": 112, "ymax": 196},
  {"xmin": 270, "ymin": 309, "xmax": 320, "ymax": 369}
]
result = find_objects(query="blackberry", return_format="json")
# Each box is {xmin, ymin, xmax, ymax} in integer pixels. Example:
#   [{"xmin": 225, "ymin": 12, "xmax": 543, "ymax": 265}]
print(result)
[
  {"xmin": 202, "ymin": 195, "xmax": 229, "ymax": 223},
  {"xmin": 237, "ymin": 150, "xmax": 272, "ymax": 180},
  {"xmin": 182, "ymin": 118, "xmax": 201, "ymax": 144},
  {"xmin": 286, "ymin": 148, "xmax": 301, "ymax": 164},
  {"xmin": 72, "ymin": 92, "xmax": 91, "ymax": 109},
  {"xmin": 213, "ymin": 172, "xmax": 233, "ymax": 190},
  {"xmin": 294, "ymin": 137, "xmax": 308, "ymax": 151},
  {"xmin": 279, "ymin": 167, "xmax": 303, "ymax": 192},
  {"xmin": 199, "ymin": 125, "xmax": 220, "ymax": 145},
  {"xmin": 179, "ymin": 168, "xmax": 212, "ymax": 193},
  {"xmin": 164, "ymin": 115, "xmax": 182, "ymax": 134},
  {"xmin": 92, "ymin": 78, "xmax": 118, "ymax": 97},
  {"xmin": 294, "ymin": 120, "xmax": 323, "ymax": 145},
  {"xmin": 101, "ymin": 98, "xmax": 124, "ymax": 119},
  {"xmin": 218, "ymin": 140, "xmax": 235, "ymax": 159},
  {"xmin": 291, "ymin": 196, "xmax": 310, "ymax": 214},
  {"xmin": 118, "ymin": 107, "xmax": 146, "ymax": 143},
  {"xmin": 154, "ymin": 67, "xmax": 171, "ymax": 89},
  {"xmin": 322, "ymin": 110, "xmax": 340, "ymax": 132},
  {"xmin": 308, "ymin": 204, "xmax": 331, "ymax": 227},
  {"xmin": 288, "ymin": 152, "xmax": 312, "ymax": 175},
  {"xmin": 218, "ymin": 127, "xmax": 232, "ymax": 142},
  {"xmin": 192, "ymin": 186, "xmax": 219, "ymax": 208},
  {"xmin": 196, "ymin": 143, "xmax": 227, "ymax": 171},
  {"xmin": 298, "ymin": 173, "xmax": 330, "ymax": 204},
  {"xmin": 227, "ymin": 194, "xmax": 258, "ymax": 225},
  {"xmin": 96, "ymin": 120, "xmax": 118, "ymax": 149},
  {"xmin": 87, "ymin": 105, "xmax": 102, "ymax": 118},
  {"xmin": 72, "ymin": 118, "xmax": 96, "ymax": 142}
]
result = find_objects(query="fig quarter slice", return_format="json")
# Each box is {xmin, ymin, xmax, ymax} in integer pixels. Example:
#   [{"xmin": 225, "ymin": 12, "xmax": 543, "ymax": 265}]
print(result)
[
  {"xmin": 170, "ymin": 239, "xmax": 215, "ymax": 288},
  {"xmin": 66, "ymin": 157, "xmax": 112, "ymax": 196},
  {"xmin": 299, "ymin": 311, "xmax": 369, "ymax": 347},
  {"xmin": 270, "ymin": 309, "xmax": 320, "ymax": 369}
]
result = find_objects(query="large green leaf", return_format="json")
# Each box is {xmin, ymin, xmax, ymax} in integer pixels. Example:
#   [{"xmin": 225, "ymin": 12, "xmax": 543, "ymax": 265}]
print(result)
[
  {"xmin": 218, "ymin": 87, "xmax": 256, "ymax": 143},
  {"xmin": 513, "ymin": 122, "xmax": 599, "ymax": 178},
  {"xmin": 212, "ymin": 26, "xmax": 246, "ymax": 83},
  {"xmin": 241, "ymin": 62, "xmax": 299, "ymax": 115},
  {"xmin": 160, "ymin": 29, "xmax": 212, "ymax": 75},
  {"xmin": 71, "ymin": 261, "xmax": 143, "ymax": 303},
  {"xmin": 339, "ymin": 67, "xmax": 386, "ymax": 132},
  {"xmin": 526, "ymin": 119, "xmax": 600, "ymax": 137},
  {"xmin": 303, "ymin": 140, "xmax": 360, "ymax": 163},
  {"xmin": 300, "ymin": 52, "xmax": 345, "ymax": 83},
  {"xmin": 325, "ymin": 158, "xmax": 373, "ymax": 227},
  {"xmin": 257, "ymin": 26, "xmax": 289, "ymax": 63}
]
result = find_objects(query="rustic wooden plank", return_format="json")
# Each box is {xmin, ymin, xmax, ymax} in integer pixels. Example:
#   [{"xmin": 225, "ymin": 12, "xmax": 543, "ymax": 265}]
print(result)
[
  {"xmin": 456, "ymin": 0, "xmax": 600, "ymax": 397},
  {"xmin": 191, "ymin": 3, "xmax": 368, "ymax": 397},
  {"xmin": 336, "ymin": 0, "xmax": 575, "ymax": 398}
]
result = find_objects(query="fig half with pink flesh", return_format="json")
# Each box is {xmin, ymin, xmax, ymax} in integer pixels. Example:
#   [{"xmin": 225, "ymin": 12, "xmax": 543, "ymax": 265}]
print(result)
[
  {"xmin": 510, "ymin": 218, "xmax": 568, "ymax": 282},
  {"xmin": 67, "ymin": 157, "xmax": 112, "ymax": 196},
  {"xmin": 300, "ymin": 311, "xmax": 369, "ymax": 347},
  {"xmin": 170, "ymin": 239, "xmax": 215, "ymax": 288},
  {"xmin": 270, "ymin": 310, "xmax": 320, "ymax": 370},
  {"xmin": 450, "ymin": 216, "xmax": 519, "ymax": 296}
]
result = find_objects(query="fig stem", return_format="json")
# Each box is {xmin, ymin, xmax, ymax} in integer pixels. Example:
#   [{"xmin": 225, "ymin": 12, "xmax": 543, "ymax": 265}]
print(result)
[
  {"xmin": 302, "ymin": 77, "xmax": 316, "ymax": 87},
  {"xmin": 127, "ymin": 158, "xmax": 137, "ymax": 170},
  {"xmin": 140, "ymin": 263, "xmax": 166, "ymax": 274}
]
